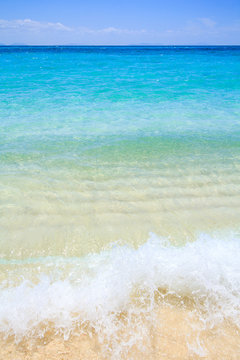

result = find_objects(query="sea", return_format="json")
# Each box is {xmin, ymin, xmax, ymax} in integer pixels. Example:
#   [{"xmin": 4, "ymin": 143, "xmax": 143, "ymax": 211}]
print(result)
[{"xmin": 0, "ymin": 46, "xmax": 240, "ymax": 359}]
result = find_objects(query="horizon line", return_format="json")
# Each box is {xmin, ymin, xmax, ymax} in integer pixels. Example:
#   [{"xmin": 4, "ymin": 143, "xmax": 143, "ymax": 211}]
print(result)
[{"xmin": 1, "ymin": 44, "xmax": 240, "ymax": 47}]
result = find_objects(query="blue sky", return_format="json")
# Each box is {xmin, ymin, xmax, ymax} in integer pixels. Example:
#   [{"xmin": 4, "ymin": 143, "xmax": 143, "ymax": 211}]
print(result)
[{"xmin": 0, "ymin": 0, "xmax": 240, "ymax": 45}]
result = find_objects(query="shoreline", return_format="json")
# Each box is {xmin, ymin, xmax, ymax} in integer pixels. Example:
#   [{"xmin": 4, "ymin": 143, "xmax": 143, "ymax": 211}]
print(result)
[{"xmin": 1, "ymin": 306, "xmax": 239, "ymax": 359}]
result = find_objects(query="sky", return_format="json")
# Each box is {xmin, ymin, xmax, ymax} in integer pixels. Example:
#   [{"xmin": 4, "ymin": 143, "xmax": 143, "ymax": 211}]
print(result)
[{"xmin": 0, "ymin": 0, "xmax": 240, "ymax": 45}]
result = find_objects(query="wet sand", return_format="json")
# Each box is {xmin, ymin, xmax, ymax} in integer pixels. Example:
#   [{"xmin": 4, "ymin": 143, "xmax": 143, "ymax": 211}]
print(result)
[{"xmin": 1, "ymin": 306, "xmax": 239, "ymax": 360}]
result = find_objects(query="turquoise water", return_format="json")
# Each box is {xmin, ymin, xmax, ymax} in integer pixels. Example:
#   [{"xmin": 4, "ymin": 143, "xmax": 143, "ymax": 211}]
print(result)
[
  {"xmin": 1, "ymin": 46, "xmax": 240, "ymax": 161},
  {"xmin": 0, "ymin": 46, "xmax": 240, "ymax": 358}
]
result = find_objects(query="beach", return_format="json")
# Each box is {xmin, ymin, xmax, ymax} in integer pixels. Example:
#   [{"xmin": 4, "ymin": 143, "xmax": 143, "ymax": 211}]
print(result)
[
  {"xmin": 1, "ymin": 306, "xmax": 240, "ymax": 359},
  {"xmin": 0, "ymin": 46, "xmax": 240, "ymax": 359}
]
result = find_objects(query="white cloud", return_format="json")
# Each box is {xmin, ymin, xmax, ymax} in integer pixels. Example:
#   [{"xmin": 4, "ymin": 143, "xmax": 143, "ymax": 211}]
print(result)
[
  {"xmin": 0, "ymin": 19, "xmax": 72, "ymax": 31},
  {"xmin": 97, "ymin": 27, "xmax": 146, "ymax": 35},
  {"xmin": 198, "ymin": 18, "xmax": 217, "ymax": 28},
  {"xmin": 72, "ymin": 26, "xmax": 146, "ymax": 36},
  {"xmin": 0, "ymin": 19, "xmax": 148, "ymax": 45},
  {"xmin": 0, "ymin": 19, "xmax": 145, "ymax": 35},
  {"xmin": 151, "ymin": 18, "xmax": 240, "ymax": 45},
  {"xmin": 0, "ymin": 18, "xmax": 239, "ymax": 45}
]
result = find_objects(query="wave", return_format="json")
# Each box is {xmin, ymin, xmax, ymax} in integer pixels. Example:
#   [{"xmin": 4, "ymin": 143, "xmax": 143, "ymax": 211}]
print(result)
[{"xmin": 0, "ymin": 233, "xmax": 240, "ymax": 357}]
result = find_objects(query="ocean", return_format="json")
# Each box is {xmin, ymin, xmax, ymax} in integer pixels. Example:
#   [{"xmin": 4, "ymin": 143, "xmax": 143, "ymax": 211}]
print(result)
[{"xmin": 0, "ymin": 46, "xmax": 240, "ymax": 359}]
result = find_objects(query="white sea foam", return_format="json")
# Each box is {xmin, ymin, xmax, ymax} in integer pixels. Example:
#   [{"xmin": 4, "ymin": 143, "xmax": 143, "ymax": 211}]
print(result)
[{"xmin": 0, "ymin": 233, "xmax": 240, "ymax": 355}]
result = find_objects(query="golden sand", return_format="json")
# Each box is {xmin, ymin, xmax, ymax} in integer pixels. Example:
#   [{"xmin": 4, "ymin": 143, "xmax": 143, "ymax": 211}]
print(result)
[{"xmin": 1, "ymin": 306, "xmax": 239, "ymax": 360}]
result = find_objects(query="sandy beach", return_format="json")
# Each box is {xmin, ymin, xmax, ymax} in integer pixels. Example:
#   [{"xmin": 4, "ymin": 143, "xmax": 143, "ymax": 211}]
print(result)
[{"xmin": 1, "ymin": 305, "xmax": 239, "ymax": 360}]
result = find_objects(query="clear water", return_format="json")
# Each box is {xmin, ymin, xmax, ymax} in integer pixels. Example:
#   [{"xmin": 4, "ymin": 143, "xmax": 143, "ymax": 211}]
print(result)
[{"xmin": 0, "ymin": 46, "xmax": 240, "ymax": 358}]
